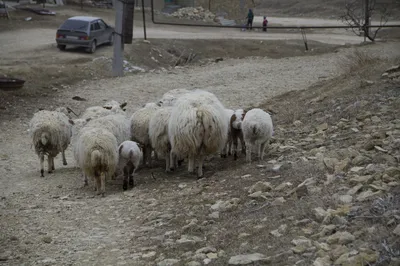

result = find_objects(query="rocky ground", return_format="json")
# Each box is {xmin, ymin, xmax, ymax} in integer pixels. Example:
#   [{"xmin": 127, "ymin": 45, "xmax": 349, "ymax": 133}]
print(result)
[{"xmin": 0, "ymin": 45, "xmax": 399, "ymax": 265}]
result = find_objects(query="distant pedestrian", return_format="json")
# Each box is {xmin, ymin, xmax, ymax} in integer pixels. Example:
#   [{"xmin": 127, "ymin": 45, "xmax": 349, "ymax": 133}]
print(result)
[
  {"xmin": 262, "ymin": 16, "xmax": 268, "ymax": 32},
  {"xmin": 246, "ymin": 9, "xmax": 254, "ymax": 30}
]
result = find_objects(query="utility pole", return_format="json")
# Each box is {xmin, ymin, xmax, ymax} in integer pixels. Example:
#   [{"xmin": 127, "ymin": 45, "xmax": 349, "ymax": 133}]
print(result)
[
  {"xmin": 112, "ymin": 0, "xmax": 124, "ymax": 77},
  {"xmin": 364, "ymin": 0, "xmax": 370, "ymax": 42},
  {"xmin": 141, "ymin": 0, "xmax": 147, "ymax": 40}
]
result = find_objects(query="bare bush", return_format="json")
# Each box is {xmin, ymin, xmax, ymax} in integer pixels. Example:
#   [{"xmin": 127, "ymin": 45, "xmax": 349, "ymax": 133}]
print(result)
[{"xmin": 340, "ymin": 0, "xmax": 390, "ymax": 41}]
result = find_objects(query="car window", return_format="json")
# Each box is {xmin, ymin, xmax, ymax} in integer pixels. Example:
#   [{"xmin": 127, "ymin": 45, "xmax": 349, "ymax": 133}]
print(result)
[
  {"xmin": 90, "ymin": 22, "xmax": 101, "ymax": 31},
  {"xmin": 98, "ymin": 20, "xmax": 106, "ymax": 30},
  {"xmin": 60, "ymin": 19, "xmax": 89, "ymax": 31}
]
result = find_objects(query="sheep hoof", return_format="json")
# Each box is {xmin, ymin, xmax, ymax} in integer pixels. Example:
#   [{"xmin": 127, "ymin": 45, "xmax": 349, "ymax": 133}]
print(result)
[
  {"xmin": 234, "ymin": 154, "xmax": 238, "ymax": 160},
  {"xmin": 52, "ymin": 166, "xmax": 55, "ymax": 170},
  {"xmin": 83, "ymin": 181, "xmax": 88, "ymax": 187},
  {"xmin": 48, "ymin": 170, "xmax": 53, "ymax": 174},
  {"xmin": 101, "ymin": 192, "xmax": 105, "ymax": 197},
  {"xmin": 228, "ymin": 152, "xmax": 232, "ymax": 156},
  {"xmin": 178, "ymin": 159, "xmax": 184, "ymax": 166},
  {"xmin": 129, "ymin": 178, "xmax": 134, "ymax": 187},
  {"xmin": 197, "ymin": 175, "xmax": 204, "ymax": 180},
  {"xmin": 221, "ymin": 154, "xmax": 227, "ymax": 158},
  {"xmin": 40, "ymin": 169, "xmax": 44, "ymax": 177},
  {"xmin": 169, "ymin": 168, "xmax": 174, "ymax": 172},
  {"xmin": 63, "ymin": 162, "xmax": 67, "ymax": 166}
]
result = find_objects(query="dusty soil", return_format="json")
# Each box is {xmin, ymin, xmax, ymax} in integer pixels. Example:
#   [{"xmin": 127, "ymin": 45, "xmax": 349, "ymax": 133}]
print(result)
[{"xmin": 0, "ymin": 5, "xmax": 400, "ymax": 266}]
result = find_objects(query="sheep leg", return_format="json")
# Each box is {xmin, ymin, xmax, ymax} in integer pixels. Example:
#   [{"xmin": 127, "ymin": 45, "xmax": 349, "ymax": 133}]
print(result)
[
  {"xmin": 129, "ymin": 165, "xmax": 135, "ymax": 187},
  {"xmin": 233, "ymin": 136, "xmax": 239, "ymax": 160},
  {"xmin": 95, "ymin": 175, "xmax": 101, "ymax": 194},
  {"xmin": 188, "ymin": 155, "xmax": 195, "ymax": 174},
  {"xmin": 246, "ymin": 143, "xmax": 252, "ymax": 163},
  {"xmin": 83, "ymin": 173, "xmax": 88, "ymax": 187},
  {"xmin": 260, "ymin": 141, "xmax": 269, "ymax": 161},
  {"xmin": 100, "ymin": 173, "xmax": 106, "ymax": 197},
  {"xmin": 40, "ymin": 154, "xmax": 45, "ymax": 177},
  {"xmin": 47, "ymin": 156, "xmax": 53, "ymax": 174},
  {"xmin": 147, "ymin": 146, "xmax": 153, "ymax": 168},
  {"xmin": 169, "ymin": 151, "xmax": 175, "ymax": 171},
  {"xmin": 197, "ymin": 155, "xmax": 205, "ymax": 179},
  {"xmin": 62, "ymin": 150, "xmax": 67, "ymax": 166},
  {"xmin": 142, "ymin": 146, "xmax": 147, "ymax": 167},
  {"xmin": 228, "ymin": 137, "xmax": 233, "ymax": 156},
  {"xmin": 221, "ymin": 141, "xmax": 228, "ymax": 158},
  {"xmin": 165, "ymin": 153, "xmax": 171, "ymax": 172},
  {"xmin": 123, "ymin": 165, "xmax": 129, "ymax": 191},
  {"xmin": 51, "ymin": 157, "xmax": 55, "ymax": 170},
  {"xmin": 239, "ymin": 134, "xmax": 246, "ymax": 155}
]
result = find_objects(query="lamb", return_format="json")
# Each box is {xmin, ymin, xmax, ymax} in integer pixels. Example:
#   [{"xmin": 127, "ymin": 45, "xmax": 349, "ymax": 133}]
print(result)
[
  {"xmin": 29, "ymin": 110, "xmax": 74, "ymax": 177},
  {"xmin": 230, "ymin": 109, "xmax": 247, "ymax": 160},
  {"xmin": 220, "ymin": 108, "xmax": 234, "ymax": 158},
  {"xmin": 130, "ymin": 102, "xmax": 160, "ymax": 167},
  {"xmin": 74, "ymin": 127, "xmax": 118, "ymax": 196},
  {"xmin": 148, "ymin": 106, "xmax": 174, "ymax": 172},
  {"xmin": 157, "ymin": 88, "xmax": 190, "ymax": 107},
  {"xmin": 118, "ymin": 141, "xmax": 142, "ymax": 190},
  {"xmin": 242, "ymin": 108, "xmax": 274, "ymax": 163},
  {"xmin": 80, "ymin": 100, "xmax": 127, "ymax": 121},
  {"xmin": 168, "ymin": 89, "xmax": 229, "ymax": 178}
]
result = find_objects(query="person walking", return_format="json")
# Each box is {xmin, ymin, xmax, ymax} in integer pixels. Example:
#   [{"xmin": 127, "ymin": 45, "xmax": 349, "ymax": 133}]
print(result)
[
  {"xmin": 262, "ymin": 16, "xmax": 268, "ymax": 32},
  {"xmin": 246, "ymin": 9, "xmax": 254, "ymax": 31}
]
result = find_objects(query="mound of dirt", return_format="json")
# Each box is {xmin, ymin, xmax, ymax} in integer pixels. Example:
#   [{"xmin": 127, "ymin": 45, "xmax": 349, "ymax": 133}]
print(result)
[{"xmin": 170, "ymin": 6, "xmax": 217, "ymax": 22}]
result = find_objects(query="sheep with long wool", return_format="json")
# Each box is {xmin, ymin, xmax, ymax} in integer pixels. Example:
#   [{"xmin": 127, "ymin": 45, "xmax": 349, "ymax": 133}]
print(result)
[
  {"xmin": 130, "ymin": 102, "xmax": 160, "ymax": 167},
  {"xmin": 29, "ymin": 110, "xmax": 74, "ymax": 177},
  {"xmin": 148, "ymin": 106, "xmax": 174, "ymax": 172},
  {"xmin": 168, "ymin": 89, "xmax": 228, "ymax": 178},
  {"xmin": 242, "ymin": 108, "xmax": 274, "ymax": 163},
  {"xmin": 80, "ymin": 100, "xmax": 127, "ymax": 121},
  {"xmin": 74, "ymin": 127, "xmax": 118, "ymax": 196},
  {"xmin": 158, "ymin": 88, "xmax": 191, "ymax": 107}
]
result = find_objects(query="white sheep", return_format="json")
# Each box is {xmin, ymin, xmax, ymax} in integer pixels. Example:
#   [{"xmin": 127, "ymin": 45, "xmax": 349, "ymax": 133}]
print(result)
[
  {"xmin": 130, "ymin": 102, "xmax": 160, "ymax": 167},
  {"xmin": 80, "ymin": 100, "xmax": 127, "ymax": 120},
  {"xmin": 74, "ymin": 127, "xmax": 118, "ymax": 196},
  {"xmin": 242, "ymin": 108, "xmax": 274, "ymax": 163},
  {"xmin": 220, "ymin": 108, "xmax": 234, "ymax": 158},
  {"xmin": 148, "ymin": 106, "xmax": 174, "ymax": 172},
  {"xmin": 168, "ymin": 89, "xmax": 229, "ymax": 178},
  {"xmin": 158, "ymin": 88, "xmax": 191, "ymax": 107},
  {"xmin": 84, "ymin": 114, "xmax": 130, "ymax": 145},
  {"xmin": 29, "ymin": 110, "xmax": 74, "ymax": 177},
  {"xmin": 118, "ymin": 141, "xmax": 142, "ymax": 190},
  {"xmin": 230, "ymin": 108, "xmax": 247, "ymax": 160}
]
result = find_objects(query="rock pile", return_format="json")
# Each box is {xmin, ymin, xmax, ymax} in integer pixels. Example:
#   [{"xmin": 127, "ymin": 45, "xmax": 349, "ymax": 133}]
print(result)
[{"xmin": 170, "ymin": 7, "xmax": 216, "ymax": 22}]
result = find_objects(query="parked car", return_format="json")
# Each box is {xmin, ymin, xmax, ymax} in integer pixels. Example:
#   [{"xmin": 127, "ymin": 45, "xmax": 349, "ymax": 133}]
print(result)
[{"xmin": 56, "ymin": 16, "xmax": 114, "ymax": 53}]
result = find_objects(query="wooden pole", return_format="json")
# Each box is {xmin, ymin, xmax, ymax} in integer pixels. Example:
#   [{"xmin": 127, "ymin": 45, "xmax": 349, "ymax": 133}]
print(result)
[
  {"xmin": 112, "ymin": 0, "xmax": 124, "ymax": 77},
  {"xmin": 364, "ymin": 0, "xmax": 369, "ymax": 41},
  {"xmin": 141, "ymin": 0, "xmax": 147, "ymax": 40}
]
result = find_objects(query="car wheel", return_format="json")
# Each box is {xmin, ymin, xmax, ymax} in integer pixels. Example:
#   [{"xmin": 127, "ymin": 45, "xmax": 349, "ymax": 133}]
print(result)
[
  {"xmin": 108, "ymin": 34, "xmax": 114, "ymax": 46},
  {"xmin": 57, "ymin": 44, "xmax": 66, "ymax": 51},
  {"xmin": 88, "ymin": 40, "xmax": 97, "ymax": 54}
]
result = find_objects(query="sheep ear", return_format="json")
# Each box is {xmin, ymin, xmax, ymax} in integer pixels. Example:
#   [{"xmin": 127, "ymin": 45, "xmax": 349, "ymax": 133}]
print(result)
[
  {"xmin": 85, "ymin": 118, "xmax": 92, "ymax": 122},
  {"xmin": 103, "ymin": 106, "xmax": 112, "ymax": 110},
  {"xmin": 118, "ymin": 145, "xmax": 124, "ymax": 154},
  {"xmin": 68, "ymin": 119, "xmax": 75, "ymax": 125},
  {"xmin": 120, "ymin": 102, "xmax": 127, "ymax": 109}
]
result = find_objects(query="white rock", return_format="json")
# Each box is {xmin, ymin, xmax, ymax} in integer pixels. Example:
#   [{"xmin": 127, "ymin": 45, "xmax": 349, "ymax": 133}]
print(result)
[{"xmin": 228, "ymin": 253, "xmax": 270, "ymax": 265}]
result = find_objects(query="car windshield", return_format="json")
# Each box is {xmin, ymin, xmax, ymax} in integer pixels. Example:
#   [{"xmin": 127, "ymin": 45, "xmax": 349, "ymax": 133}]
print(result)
[{"xmin": 60, "ymin": 19, "xmax": 89, "ymax": 31}]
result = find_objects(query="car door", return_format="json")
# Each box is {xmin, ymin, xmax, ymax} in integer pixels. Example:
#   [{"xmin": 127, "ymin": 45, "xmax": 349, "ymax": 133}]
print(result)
[
  {"xmin": 90, "ymin": 21, "xmax": 102, "ymax": 45},
  {"xmin": 97, "ymin": 19, "xmax": 109, "ymax": 44}
]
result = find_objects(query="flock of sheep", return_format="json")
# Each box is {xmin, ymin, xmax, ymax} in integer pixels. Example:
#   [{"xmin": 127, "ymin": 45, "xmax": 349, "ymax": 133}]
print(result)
[{"xmin": 28, "ymin": 89, "xmax": 274, "ymax": 196}]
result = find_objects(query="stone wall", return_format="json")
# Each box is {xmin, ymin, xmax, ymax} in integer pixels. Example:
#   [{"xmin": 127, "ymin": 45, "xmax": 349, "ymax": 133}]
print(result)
[{"xmin": 195, "ymin": 0, "xmax": 258, "ymax": 19}]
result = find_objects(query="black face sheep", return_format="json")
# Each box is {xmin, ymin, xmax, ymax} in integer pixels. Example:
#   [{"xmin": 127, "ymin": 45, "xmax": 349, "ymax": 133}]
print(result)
[
  {"xmin": 29, "ymin": 110, "xmax": 74, "ymax": 177},
  {"xmin": 118, "ymin": 141, "xmax": 142, "ymax": 190},
  {"xmin": 242, "ymin": 108, "xmax": 274, "ymax": 163},
  {"xmin": 168, "ymin": 89, "xmax": 229, "ymax": 178}
]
